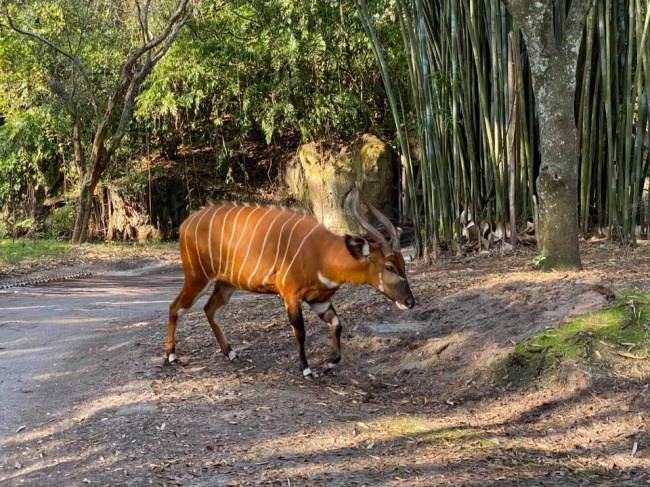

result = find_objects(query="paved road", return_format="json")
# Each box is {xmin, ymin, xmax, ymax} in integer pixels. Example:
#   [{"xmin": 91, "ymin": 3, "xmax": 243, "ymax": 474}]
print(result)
[{"xmin": 0, "ymin": 268, "xmax": 198, "ymax": 443}]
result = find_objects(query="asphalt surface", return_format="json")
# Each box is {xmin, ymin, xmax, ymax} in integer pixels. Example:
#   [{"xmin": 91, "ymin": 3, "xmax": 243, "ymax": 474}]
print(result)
[{"xmin": 0, "ymin": 268, "xmax": 196, "ymax": 444}]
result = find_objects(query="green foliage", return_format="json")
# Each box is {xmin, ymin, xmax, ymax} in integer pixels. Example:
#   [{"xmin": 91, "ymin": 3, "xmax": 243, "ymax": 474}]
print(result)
[
  {"xmin": 532, "ymin": 249, "xmax": 548, "ymax": 268},
  {"xmin": 136, "ymin": 0, "xmax": 397, "ymax": 148},
  {"xmin": 43, "ymin": 201, "xmax": 77, "ymax": 238}
]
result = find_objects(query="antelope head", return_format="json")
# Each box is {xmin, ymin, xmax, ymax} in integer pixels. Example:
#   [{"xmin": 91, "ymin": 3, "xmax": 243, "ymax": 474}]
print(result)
[{"xmin": 346, "ymin": 188, "xmax": 415, "ymax": 310}]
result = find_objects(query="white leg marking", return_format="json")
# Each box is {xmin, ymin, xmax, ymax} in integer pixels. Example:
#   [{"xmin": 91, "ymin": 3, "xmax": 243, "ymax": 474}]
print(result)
[
  {"xmin": 310, "ymin": 301, "xmax": 331, "ymax": 315},
  {"xmin": 327, "ymin": 362, "xmax": 338, "ymax": 369},
  {"xmin": 317, "ymin": 271, "xmax": 340, "ymax": 289},
  {"xmin": 262, "ymin": 212, "xmax": 299, "ymax": 284},
  {"xmin": 229, "ymin": 206, "xmax": 263, "ymax": 281},
  {"xmin": 237, "ymin": 207, "xmax": 275, "ymax": 287},
  {"xmin": 218, "ymin": 205, "xmax": 238, "ymax": 276},
  {"xmin": 168, "ymin": 353, "xmax": 178, "ymax": 363},
  {"xmin": 228, "ymin": 350, "xmax": 237, "ymax": 361},
  {"xmin": 193, "ymin": 207, "xmax": 213, "ymax": 278},
  {"xmin": 207, "ymin": 205, "xmax": 227, "ymax": 275},
  {"xmin": 303, "ymin": 367, "xmax": 312, "ymax": 377},
  {"xmin": 330, "ymin": 316, "xmax": 340, "ymax": 328}
]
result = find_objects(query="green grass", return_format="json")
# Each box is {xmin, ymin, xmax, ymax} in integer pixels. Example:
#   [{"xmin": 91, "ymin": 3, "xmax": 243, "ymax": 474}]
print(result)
[
  {"xmin": 0, "ymin": 238, "xmax": 177, "ymax": 269},
  {"xmin": 495, "ymin": 292, "xmax": 650, "ymax": 382},
  {"xmin": 0, "ymin": 238, "xmax": 70, "ymax": 266}
]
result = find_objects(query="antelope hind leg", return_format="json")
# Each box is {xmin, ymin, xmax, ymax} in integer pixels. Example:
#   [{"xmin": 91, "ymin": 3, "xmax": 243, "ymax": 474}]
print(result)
[{"xmin": 204, "ymin": 283, "xmax": 238, "ymax": 361}]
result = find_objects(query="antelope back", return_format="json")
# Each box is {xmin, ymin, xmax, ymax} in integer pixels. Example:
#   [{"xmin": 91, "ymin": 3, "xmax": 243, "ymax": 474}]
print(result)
[{"xmin": 179, "ymin": 202, "xmax": 325, "ymax": 292}]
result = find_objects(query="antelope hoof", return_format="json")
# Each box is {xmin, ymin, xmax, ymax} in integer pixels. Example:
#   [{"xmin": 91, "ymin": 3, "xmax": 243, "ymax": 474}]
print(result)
[
  {"xmin": 303, "ymin": 367, "xmax": 315, "ymax": 380},
  {"xmin": 322, "ymin": 362, "xmax": 338, "ymax": 375},
  {"xmin": 164, "ymin": 353, "xmax": 178, "ymax": 365},
  {"xmin": 228, "ymin": 349, "xmax": 238, "ymax": 361}
]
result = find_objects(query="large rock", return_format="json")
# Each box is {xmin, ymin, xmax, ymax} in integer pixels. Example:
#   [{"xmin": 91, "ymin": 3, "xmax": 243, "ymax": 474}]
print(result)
[{"xmin": 285, "ymin": 134, "xmax": 396, "ymax": 234}]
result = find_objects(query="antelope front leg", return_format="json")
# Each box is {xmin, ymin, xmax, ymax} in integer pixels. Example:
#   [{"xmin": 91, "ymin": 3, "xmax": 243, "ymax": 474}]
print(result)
[
  {"xmin": 309, "ymin": 301, "xmax": 342, "ymax": 373},
  {"xmin": 285, "ymin": 296, "xmax": 313, "ymax": 379}
]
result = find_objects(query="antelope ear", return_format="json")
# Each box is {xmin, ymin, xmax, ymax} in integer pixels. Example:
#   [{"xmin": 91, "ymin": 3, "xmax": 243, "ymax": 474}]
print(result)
[{"xmin": 345, "ymin": 235, "xmax": 371, "ymax": 260}]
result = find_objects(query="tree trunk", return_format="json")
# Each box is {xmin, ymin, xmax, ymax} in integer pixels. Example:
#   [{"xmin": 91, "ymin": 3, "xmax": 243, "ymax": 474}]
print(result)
[
  {"xmin": 71, "ymin": 175, "xmax": 95, "ymax": 243},
  {"xmin": 71, "ymin": 117, "xmax": 86, "ymax": 177},
  {"xmin": 531, "ymin": 60, "xmax": 582, "ymax": 269},
  {"xmin": 71, "ymin": 148, "xmax": 106, "ymax": 243},
  {"xmin": 507, "ymin": 1, "xmax": 591, "ymax": 270}
]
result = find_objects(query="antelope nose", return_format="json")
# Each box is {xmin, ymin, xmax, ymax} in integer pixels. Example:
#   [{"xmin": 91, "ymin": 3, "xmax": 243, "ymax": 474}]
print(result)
[{"xmin": 406, "ymin": 296, "xmax": 415, "ymax": 309}]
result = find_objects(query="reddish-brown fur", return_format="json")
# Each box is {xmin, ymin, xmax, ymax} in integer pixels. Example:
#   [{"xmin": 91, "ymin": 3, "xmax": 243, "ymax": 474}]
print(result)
[{"xmin": 166, "ymin": 196, "xmax": 414, "ymax": 378}]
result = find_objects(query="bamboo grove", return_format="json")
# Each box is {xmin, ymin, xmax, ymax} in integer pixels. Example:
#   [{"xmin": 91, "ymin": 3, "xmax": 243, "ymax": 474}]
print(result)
[{"xmin": 358, "ymin": 0, "xmax": 649, "ymax": 258}]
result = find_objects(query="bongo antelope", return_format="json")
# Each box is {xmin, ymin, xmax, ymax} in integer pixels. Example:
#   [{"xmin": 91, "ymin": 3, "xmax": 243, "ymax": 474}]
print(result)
[{"xmin": 165, "ymin": 188, "xmax": 415, "ymax": 379}]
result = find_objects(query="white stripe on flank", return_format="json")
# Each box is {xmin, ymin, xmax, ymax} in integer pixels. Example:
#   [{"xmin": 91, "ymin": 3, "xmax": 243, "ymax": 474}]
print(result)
[
  {"xmin": 247, "ymin": 209, "xmax": 287, "ymax": 287},
  {"xmin": 229, "ymin": 206, "xmax": 264, "ymax": 281},
  {"xmin": 236, "ymin": 207, "xmax": 274, "ymax": 286},
  {"xmin": 207, "ymin": 204, "xmax": 228, "ymax": 275},
  {"xmin": 183, "ymin": 210, "xmax": 203, "ymax": 277},
  {"xmin": 218, "ymin": 205, "xmax": 239, "ymax": 276},
  {"xmin": 225, "ymin": 206, "xmax": 247, "ymax": 279},
  {"xmin": 275, "ymin": 213, "xmax": 309, "ymax": 285},
  {"xmin": 281, "ymin": 223, "xmax": 320, "ymax": 285},
  {"xmin": 193, "ymin": 206, "xmax": 213, "ymax": 279},
  {"xmin": 262, "ymin": 212, "xmax": 299, "ymax": 284}
]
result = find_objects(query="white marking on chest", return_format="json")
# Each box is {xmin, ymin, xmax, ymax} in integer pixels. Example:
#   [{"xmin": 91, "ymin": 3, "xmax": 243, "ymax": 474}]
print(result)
[{"xmin": 317, "ymin": 271, "xmax": 340, "ymax": 289}]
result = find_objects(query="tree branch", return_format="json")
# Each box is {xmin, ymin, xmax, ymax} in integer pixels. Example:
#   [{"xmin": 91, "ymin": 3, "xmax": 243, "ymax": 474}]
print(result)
[
  {"xmin": 563, "ymin": 0, "xmax": 596, "ymax": 46},
  {"xmin": 1, "ymin": 0, "xmax": 98, "ymax": 115},
  {"xmin": 94, "ymin": 0, "xmax": 192, "ymax": 156}
]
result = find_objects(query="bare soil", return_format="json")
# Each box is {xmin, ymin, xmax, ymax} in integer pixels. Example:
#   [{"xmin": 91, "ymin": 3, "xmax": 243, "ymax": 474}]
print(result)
[{"xmin": 1, "ymin": 243, "xmax": 649, "ymax": 486}]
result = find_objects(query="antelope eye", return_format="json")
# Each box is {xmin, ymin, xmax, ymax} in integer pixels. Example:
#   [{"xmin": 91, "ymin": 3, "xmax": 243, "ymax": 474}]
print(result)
[{"xmin": 385, "ymin": 264, "xmax": 396, "ymax": 273}]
